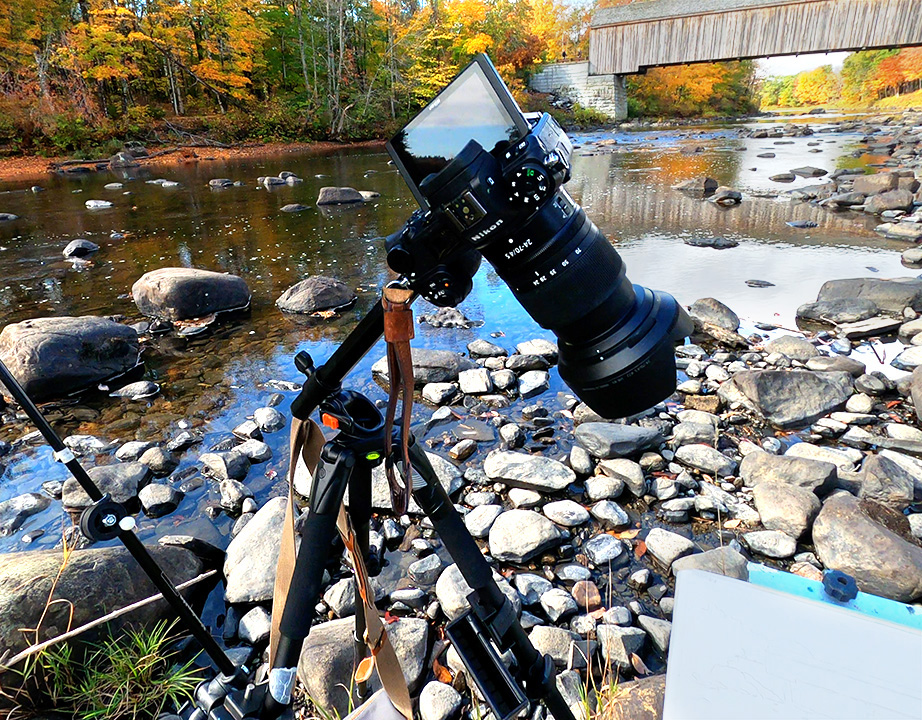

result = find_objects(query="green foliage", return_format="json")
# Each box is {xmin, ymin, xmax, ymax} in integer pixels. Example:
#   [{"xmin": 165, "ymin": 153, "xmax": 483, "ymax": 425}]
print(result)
[{"xmin": 6, "ymin": 620, "xmax": 202, "ymax": 719}]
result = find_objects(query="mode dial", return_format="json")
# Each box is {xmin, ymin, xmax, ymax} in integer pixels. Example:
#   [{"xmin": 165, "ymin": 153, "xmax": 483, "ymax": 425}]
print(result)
[{"xmin": 505, "ymin": 165, "xmax": 551, "ymax": 208}]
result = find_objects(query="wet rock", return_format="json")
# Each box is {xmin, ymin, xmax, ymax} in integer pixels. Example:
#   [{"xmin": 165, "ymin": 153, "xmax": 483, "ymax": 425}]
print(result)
[
  {"xmin": 790, "ymin": 166, "xmax": 827, "ymax": 178},
  {"xmin": 683, "ymin": 236, "xmax": 739, "ymax": 249},
  {"xmin": 458, "ymin": 368, "xmax": 493, "ymax": 394},
  {"xmin": 316, "ymin": 186, "xmax": 364, "ymax": 204},
  {"xmin": 672, "ymin": 177, "xmax": 717, "ymax": 195},
  {"xmin": 488, "ymin": 509, "xmax": 561, "ymax": 563},
  {"xmin": 540, "ymin": 588, "xmax": 579, "ymax": 622},
  {"xmin": 688, "ymin": 298, "xmax": 739, "ymax": 331},
  {"xmin": 0, "ymin": 213, "xmax": 19, "ymax": 221},
  {"xmin": 711, "ymin": 187, "xmax": 742, "ymax": 206},
  {"xmin": 583, "ymin": 533, "xmax": 627, "ymax": 566},
  {"xmin": 220, "ymin": 479, "xmax": 253, "ymax": 514},
  {"xmin": 575, "ymin": 422, "xmax": 662, "ymax": 458},
  {"xmin": 408, "ymin": 553, "xmax": 443, "ymax": 585},
  {"xmin": 224, "ymin": 496, "xmax": 287, "ymax": 603},
  {"xmin": 717, "ymin": 370, "xmax": 852, "ymax": 428},
  {"xmin": 63, "ymin": 462, "xmax": 150, "ymax": 509},
  {"xmin": 752, "ymin": 483, "xmax": 820, "ymax": 538},
  {"xmin": 422, "ymin": 382, "xmax": 458, "ymax": 405},
  {"xmin": 785, "ymin": 442, "xmax": 860, "ymax": 472},
  {"xmin": 483, "ymin": 451, "xmax": 575, "ymax": 492},
  {"xmin": 467, "ymin": 339, "xmax": 507, "ymax": 358},
  {"xmin": 505, "ymin": 354, "xmax": 549, "ymax": 372},
  {"xmin": 254, "ymin": 406, "xmax": 285, "ymax": 433},
  {"xmin": 864, "ymin": 189, "xmax": 915, "ymax": 214},
  {"xmin": 796, "ymin": 298, "xmax": 878, "ymax": 325},
  {"xmin": 276, "ymin": 276, "xmax": 356, "ymax": 314},
  {"xmin": 518, "ymin": 370, "xmax": 549, "ymax": 398},
  {"xmin": 419, "ymin": 307, "xmax": 478, "ymax": 329},
  {"xmin": 0, "ymin": 493, "xmax": 51, "ymax": 536},
  {"xmin": 877, "ymin": 222, "xmax": 922, "ymax": 241},
  {"xmin": 671, "ymin": 546, "xmax": 748, "ymax": 580},
  {"xmin": 645, "ymin": 528, "xmax": 696, "ymax": 569},
  {"xmin": 744, "ymin": 529, "xmax": 797, "ymax": 558},
  {"xmin": 238, "ymin": 606, "xmax": 271, "ymax": 644},
  {"xmin": 236, "ymin": 438, "xmax": 272, "ymax": 463},
  {"xmin": 138, "ymin": 446, "xmax": 178, "ymax": 477},
  {"xmin": 115, "ymin": 440, "xmax": 157, "ymax": 462},
  {"xmin": 280, "ymin": 203, "xmax": 309, "ymax": 213},
  {"xmin": 852, "ymin": 172, "xmax": 899, "ymax": 195},
  {"xmin": 233, "ymin": 420, "xmax": 263, "ymax": 441},
  {"xmin": 816, "ymin": 277, "xmax": 922, "ymax": 313},
  {"xmin": 63, "ymin": 239, "xmax": 99, "ymax": 258},
  {"xmin": 804, "ymin": 355, "xmax": 866, "ymax": 376},
  {"xmin": 0, "ymin": 316, "xmax": 140, "ymax": 401},
  {"xmin": 739, "ymin": 450, "xmax": 836, "ymax": 492},
  {"xmin": 85, "ymin": 199, "xmax": 113, "ymax": 209},
  {"xmin": 419, "ymin": 681, "xmax": 462, "ymax": 720},
  {"xmin": 813, "ymin": 494, "xmax": 922, "ymax": 602},
  {"xmin": 372, "ymin": 349, "xmax": 475, "ymax": 386},
  {"xmin": 132, "ymin": 267, "xmax": 250, "ymax": 321},
  {"xmin": 369, "ymin": 452, "xmax": 461, "ymax": 513},
  {"xmin": 529, "ymin": 625, "xmax": 580, "ymax": 668},
  {"xmin": 109, "ymin": 380, "xmax": 160, "ymax": 400},
  {"xmin": 200, "ymin": 450, "xmax": 250, "ymax": 480},
  {"xmin": 209, "ymin": 178, "xmax": 234, "ymax": 188},
  {"xmin": 139, "ymin": 483, "xmax": 182, "ymax": 518},
  {"xmin": 448, "ymin": 438, "xmax": 476, "ymax": 461},
  {"xmin": 770, "ymin": 173, "xmax": 795, "ymax": 183},
  {"xmin": 674, "ymin": 444, "xmax": 736, "ymax": 477}
]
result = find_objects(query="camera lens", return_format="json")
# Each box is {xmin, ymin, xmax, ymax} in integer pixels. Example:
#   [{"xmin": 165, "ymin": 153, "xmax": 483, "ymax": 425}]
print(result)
[{"xmin": 478, "ymin": 190, "xmax": 693, "ymax": 419}]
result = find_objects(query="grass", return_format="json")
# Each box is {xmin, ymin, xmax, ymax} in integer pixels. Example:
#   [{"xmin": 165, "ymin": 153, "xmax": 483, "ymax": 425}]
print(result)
[
  {"xmin": 4, "ymin": 620, "xmax": 202, "ymax": 719},
  {"xmin": 874, "ymin": 89, "xmax": 922, "ymax": 110}
]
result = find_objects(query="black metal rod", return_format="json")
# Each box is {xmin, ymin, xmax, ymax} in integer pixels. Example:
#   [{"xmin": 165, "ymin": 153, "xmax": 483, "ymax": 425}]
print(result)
[{"xmin": 0, "ymin": 360, "xmax": 237, "ymax": 678}]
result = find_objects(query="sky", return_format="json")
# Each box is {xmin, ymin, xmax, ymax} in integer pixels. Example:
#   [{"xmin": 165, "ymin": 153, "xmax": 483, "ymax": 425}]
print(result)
[{"xmin": 755, "ymin": 51, "xmax": 850, "ymax": 78}]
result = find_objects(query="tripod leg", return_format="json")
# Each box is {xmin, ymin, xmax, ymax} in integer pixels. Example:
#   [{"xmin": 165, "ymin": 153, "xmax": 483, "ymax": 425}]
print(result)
[
  {"xmin": 407, "ymin": 443, "xmax": 577, "ymax": 720},
  {"xmin": 264, "ymin": 444, "xmax": 357, "ymax": 717}
]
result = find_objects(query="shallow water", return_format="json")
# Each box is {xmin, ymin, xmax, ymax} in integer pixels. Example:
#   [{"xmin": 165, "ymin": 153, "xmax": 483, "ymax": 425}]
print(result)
[{"xmin": 0, "ymin": 113, "xmax": 912, "ymax": 557}]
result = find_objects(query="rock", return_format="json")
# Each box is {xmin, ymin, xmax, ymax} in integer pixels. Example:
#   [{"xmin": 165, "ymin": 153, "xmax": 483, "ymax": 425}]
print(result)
[
  {"xmin": 85, "ymin": 199, "xmax": 113, "ymax": 209},
  {"xmin": 0, "ymin": 316, "xmax": 140, "ymax": 401},
  {"xmin": 0, "ymin": 493, "xmax": 51, "ymax": 536},
  {"xmin": 880, "ymin": 449, "xmax": 922, "ymax": 500},
  {"xmin": 422, "ymin": 382, "xmax": 458, "ymax": 405},
  {"xmin": 838, "ymin": 316, "xmax": 902, "ymax": 339},
  {"xmin": 786, "ymin": 220, "xmax": 818, "ymax": 229},
  {"xmin": 238, "ymin": 606, "xmax": 271, "ymax": 645},
  {"xmin": 516, "ymin": 339, "xmax": 558, "ymax": 363},
  {"xmin": 505, "ymin": 354, "xmax": 549, "ymax": 372},
  {"xmin": 369, "ymin": 452, "xmax": 461, "ymax": 513},
  {"xmin": 597, "ymin": 625, "xmax": 646, "ymax": 671},
  {"xmin": 419, "ymin": 681, "xmax": 462, "ymax": 720},
  {"xmin": 590, "ymin": 500, "xmax": 630, "ymax": 527},
  {"xmin": 514, "ymin": 573, "xmax": 553, "ymax": 604},
  {"xmin": 224, "ymin": 496, "xmax": 287, "ymax": 603},
  {"xmin": 752, "ymin": 483, "xmax": 820, "ymax": 538},
  {"xmin": 280, "ymin": 203, "xmax": 309, "ymax": 213},
  {"xmin": 464, "ymin": 504, "xmax": 503, "ymax": 538},
  {"xmin": 672, "ymin": 177, "xmax": 718, "ymax": 194},
  {"xmin": 236, "ymin": 438, "xmax": 272, "ymax": 463},
  {"xmin": 770, "ymin": 173, "xmax": 795, "ymax": 183},
  {"xmin": 598, "ymin": 458, "xmax": 645, "ymax": 496},
  {"xmin": 785, "ymin": 442, "xmax": 860, "ymax": 472},
  {"xmin": 796, "ymin": 298, "xmax": 879, "ymax": 325},
  {"xmin": 0, "ymin": 546, "xmax": 201, "ymax": 658},
  {"xmin": 220, "ymin": 479, "xmax": 252, "ymax": 513},
  {"xmin": 138, "ymin": 446, "xmax": 178, "ymax": 477},
  {"xmin": 711, "ymin": 187, "xmax": 742, "ymax": 206},
  {"xmin": 816, "ymin": 277, "xmax": 922, "ymax": 313},
  {"xmin": 62, "ymin": 462, "xmax": 150, "ymax": 509},
  {"xmin": 316, "ymin": 187, "xmax": 364, "ymax": 204},
  {"xmin": 509, "ymin": 488, "xmax": 542, "ymax": 508},
  {"xmin": 467, "ymin": 339, "xmax": 507, "ymax": 357},
  {"xmin": 878, "ymin": 222, "xmax": 922, "ymax": 241},
  {"xmin": 575, "ymin": 423, "xmax": 662, "ymax": 458},
  {"xmin": 63, "ymin": 238, "xmax": 99, "ymax": 258},
  {"xmin": 893, "ymin": 345, "xmax": 922, "ymax": 371},
  {"xmin": 813, "ymin": 493, "xmax": 922, "ymax": 602},
  {"xmin": 791, "ymin": 166, "xmax": 827, "ymax": 177},
  {"xmin": 483, "ymin": 451, "xmax": 575, "ymax": 492},
  {"xmin": 201, "ymin": 450, "xmax": 250, "ymax": 480},
  {"xmin": 448, "ymin": 438, "xmax": 476, "ymax": 461},
  {"xmin": 764, "ymin": 335, "xmax": 818, "ymax": 361},
  {"xmin": 109, "ymin": 151, "xmax": 139, "ymax": 168},
  {"xmin": 864, "ymin": 189, "xmax": 915, "ymax": 214},
  {"xmin": 672, "ymin": 546, "xmax": 748, "ymax": 580},
  {"xmin": 254, "ymin": 406, "xmax": 285, "ymax": 433},
  {"xmin": 276, "ymin": 276, "xmax": 356, "ymax": 314},
  {"xmin": 115, "ymin": 440, "xmax": 157, "ymax": 462},
  {"xmin": 408, "ymin": 553, "xmax": 443, "ymax": 585},
  {"xmin": 529, "ymin": 625, "xmax": 580, "ymax": 668},
  {"xmin": 489, "ymin": 509, "xmax": 561, "ymax": 563},
  {"xmin": 518, "ymin": 370, "xmax": 550, "ymax": 398},
  {"xmin": 419, "ymin": 307, "xmax": 478, "ymax": 329},
  {"xmin": 138, "ymin": 483, "xmax": 182, "ymax": 518},
  {"xmin": 543, "ymin": 499, "xmax": 590, "ymax": 526},
  {"xmin": 637, "ymin": 615, "xmax": 671, "ymax": 653},
  {"xmin": 209, "ymin": 178, "xmax": 234, "ymax": 188},
  {"xmin": 674, "ymin": 444, "xmax": 736, "ymax": 477},
  {"xmin": 458, "ymin": 368, "xmax": 493, "ymax": 394},
  {"xmin": 688, "ymin": 298, "xmax": 739, "ymax": 331},
  {"xmin": 583, "ymin": 533, "xmax": 627, "ymax": 566},
  {"xmin": 804, "ymin": 355, "xmax": 866, "ymax": 376},
  {"xmin": 540, "ymin": 588, "xmax": 579, "ymax": 622},
  {"xmin": 372, "ymin": 349, "xmax": 475, "ymax": 386},
  {"xmin": 109, "ymin": 380, "xmax": 160, "ymax": 400},
  {"xmin": 132, "ymin": 268, "xmax": 251, "ymax": 321},
  {"xmin": 859, "ymin": 454, "xmax": 914, "ymax": 510},
  {"xmin": 0, "ymin": 213, "xmax": 19, "ymax": 221},
  {"xmin": 717, "ymin": 370, "xmax": 852, "ymax": 428},
  {"xmin": 739, "ymin": 450, "xmax": 836, "ymax": 492},
  {"xmin": 852, "ymin": 172, "xmax": 899, "ymax": 195},
  {"xmin": 645, "ymin": 528, "xmax": 696, "ymax": 569},
  {"xmin": 744, "ymin": 530, "xmax": 798, "ymax": 561},
  {"xmin": 684, "ymin": 236, "xmax": 739, "ymax": 249},
  {"xmin": 435, "ymin": 563, "xmax": 520, "ymax": 620}
]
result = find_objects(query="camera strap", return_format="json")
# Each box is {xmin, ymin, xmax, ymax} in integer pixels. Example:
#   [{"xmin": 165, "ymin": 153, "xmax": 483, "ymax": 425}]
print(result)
[{"xmin": 381, "ymin": 286, "xmax": 415, "ymax": 517}]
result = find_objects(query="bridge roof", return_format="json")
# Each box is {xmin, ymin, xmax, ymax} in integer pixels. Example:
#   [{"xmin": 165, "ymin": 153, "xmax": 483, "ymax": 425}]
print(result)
[{"xmin": 592, "ymin": 0, "xmax": 803, "ymax": 27}]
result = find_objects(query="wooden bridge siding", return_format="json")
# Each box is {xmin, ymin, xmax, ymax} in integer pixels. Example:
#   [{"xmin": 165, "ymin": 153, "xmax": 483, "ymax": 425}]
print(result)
[{"xmin": 590, "ymin": 0, "xmax": 922, "ymax": 75}]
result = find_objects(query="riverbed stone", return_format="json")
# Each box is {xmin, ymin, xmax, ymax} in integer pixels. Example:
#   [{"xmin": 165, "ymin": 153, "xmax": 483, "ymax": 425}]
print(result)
[
  {"xmin": 752, "ymin": 482, "xmax": 820, "ymax": 538},
  {"xmin": 519, "ymin": 370, "xmax": 550, "ymax": 398},
  {"xmin": 744, "ymin": 529, "xmax": 797, "ymax": 558},
  {"xmin": 804, "ymin": 355, "xmax": 866, "ymax": 376},
  {"xmin": 590, "ymin": 500, "xmax": 630, "ymax": 527},
  {"xmin": 276, "ymin": 276, "xmax": 356, "ymax": 314},
  {"xmin": 785, "ymin": 442, "xmax": 860, "ymax": 472},
  {"xmin": 139, "ymin": 483, "xmax": 182, "ymax": 518},
  {"xmin": 372, "ymin": 349, "xmax": 475, "ymax": 386},
  {"xmin": 598, "ymin": 458, "xmax": 645, "ymax": 496},
  {"xmin": 63, "ymin": 238, "xmax": 99, "ymax": 258},
  {"xmin": 813, "ymin": 493, "xmax": 922, "ymax": 602},
  {"xmin": 132, "ymin": 267, "xmax": 250, "ymax": 321},
  {"xmin": 674, "ymin": 444, "xmax": 736, "ymax": 477},
  {"xmin": 458, "ymin": 367, "xmax": 492, "ymax": 394},
  {"xmin": 489, "ymin": 509, "xmax": 561, "ymax": 563},
  {"xmin": 464, "ymin": 504, "xmax": 503, "ymax": 538},
  {"xmin": 316, "ymin": 186, "xmax": 364, "ymax": 204},
  {"xmin": 543, "ymin": 499, "xmax": 590, "ymax": 526},
  {"xmin": 796, "ymin": 298, "xmax": 879, "ymax": 325},
  {"xmin": 435, "ymin": 563, "xmax": 520, "ymax": 620},
  {"xmin": 852, "ymin": 172, "xmax": 899, "ymax": 195},
  {"xmin": 0, "ymin": 316, "xmax": 140, "ymax": 401},
  {"xmin": 529, "ymin": 625, "xmax": 580, "ymax": 668},
  {"xmin": 688, "ymin": 298, "xmax": 739, "ymax": 331},
  {"xmin": 62, "ymin": 462, "xmax": 150, "ymax": 509},
  {"xmin": 645, "ymin": 528, "xmax": 696, "ymax": 569},
  {"xmin": 583, "ymin": 533, "xmax": 627, "ymax": 566},
  {"xmin": 739, "ymin": 450, "xmax": 836, "ymax": 492},
  {"xmin": 483, "ymin": 451, "xmax": 575, "ymax": 492},
  {"xmin": 516, "ymin": 339, "xmax": 558, "ymax": 362},
  {"xmin": 865, "ymin": 189, "xmax": 915, "ymax": 214},
  {"xmin": 859, "ymin": 454, "xmax": 915, "ymax": 510},
  {"xmin": 224, "ymin": 496, "xmax": 287, "ymax": 603},
  {"xmin": 201, "ymin": 450, "xmax": 250, "ymax": 480},
  {"xmin": 254, "ymin": 406, "xmax": 285, "ymax": 433},
  {"xmin": 0, "ymin": 493, "xmax": 50, "ymax": 536},
  {"xmin": 717, "ymin": 370, "xmax": 852, "ymax": 428},
  {"xmin": 764, "ymin": 335, "xmax": 819, "ymax": 361},
  {"xmin": 816, "ymin": 277, "xmax": 922, "ymax": 313},
  {"xmin": 468, "ymin": 339, "xmax": 507, "ymax": 357},
  {"xmin": 575, "ymin": 422, "xmax": 663, "ymax": 458},
  {"xmin": 419, "ymin": 681, "xmax": 462, "ymax": 720},
  {"xmin": 138, "ymin": 446, "xmax": 178, "ymax": 477},
  {"xmin": 540, "ymin": 588, "xmax": 579, "ymax": 622},
  {"xmin": 597, "ymin": 625, "xmax": 646, "ymax": 671},
  {"xmin": 671, "ymin": 546, "xmax": 748, "ymax": 580}
]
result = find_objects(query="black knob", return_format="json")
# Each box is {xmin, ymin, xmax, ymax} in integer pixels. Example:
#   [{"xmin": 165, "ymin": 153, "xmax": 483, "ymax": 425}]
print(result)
[
  {"xmin": 505, "ymin": 165, "xmax": 550, "ymax": 208},
  {"xmin": 294, "ymin": 351, "xmax": 314, "ymax": 375},
  {"xmin": 387, "ymin": 243, "xmax": 414, "ymax": 274},
  {"xmin": 823, "ymin": 570, "xmax": 858, "ymax": 602}
]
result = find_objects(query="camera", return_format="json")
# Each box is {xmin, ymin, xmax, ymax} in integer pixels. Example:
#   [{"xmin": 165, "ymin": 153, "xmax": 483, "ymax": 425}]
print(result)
[{"xmin": 385, "ymin": 54, "xmax": 692, "ymax": 419}]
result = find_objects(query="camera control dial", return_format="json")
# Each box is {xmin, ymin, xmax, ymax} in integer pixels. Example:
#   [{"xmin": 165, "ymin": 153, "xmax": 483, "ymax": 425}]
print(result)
[{"xmin": 506, "ymin": 165, "xmax": 550, "ymax": 208}]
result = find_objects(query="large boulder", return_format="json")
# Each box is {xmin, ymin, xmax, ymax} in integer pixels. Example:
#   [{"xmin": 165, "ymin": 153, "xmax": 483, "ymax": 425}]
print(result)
[
  {"xmin": 864, "ymin": 189, "xmax": 915, "ymax": 214},
  {"xmin": 717, "ymin": 370, "xmax": 852, "ymax": 429},
  {"xmin": 851, "ymin": 172, "xmax": 898, "ymax": 195},
  {"xmin": 0, "ymin": 546, "xmax": 202, "ymax": 659},
  {"xmin": 483, "ymin": 451, "xmax": 575, "ymax": 492},
  {"xmin": 276, "ymin": 276, "xmax": 356, "ymax": 314},
  {"xmin": 575, "ymin": 423, "xmax": 663, "ymax": 458},
  {"xmin": 0, "ymin": 316, "xmax": 140, "ymax": 401},
  {"xmin": 813, "ymin": 493, "xmax": 922, "ymax": 602},
  {"xmin": 688, "ymin": 298, "xmax": 739, "ymax": 331},
  {"xmin": 316, "ymin": 187, "xmax": 364, "ymax": 205},
  {"xmin": 739, "ymin": 450, "xmax": 836, "ymax": 492},
  {"xmin": 132, "ymin": 267, "xmax": 251, "ymax": 321},
  {"xmin": 224, "ymin": 496, "xmax": 287, "ymax": 603},
  {"xmin": 372, "ymin": 348, "xmax": 476, "ymax": 386},
  {"xmin": 816, "ymin": 277, "xmax": 922, "ymax": 314},
  {"xmin": 796, "ymin": 298, "xmax": 879, "ymax": 325}
]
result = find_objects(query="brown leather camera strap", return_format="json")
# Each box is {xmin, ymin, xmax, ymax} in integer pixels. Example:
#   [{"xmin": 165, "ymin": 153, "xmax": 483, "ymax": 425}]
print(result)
[{"xmin": 381, "ymin": 286, "xmax": 415, "ymax": 517}]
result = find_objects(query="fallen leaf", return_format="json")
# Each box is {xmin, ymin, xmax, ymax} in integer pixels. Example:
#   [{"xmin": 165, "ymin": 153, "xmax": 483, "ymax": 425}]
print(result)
[
  {"xmin": 432, "ymin": 657, "xmax": 453, "ymax": 683},
  {"xmin": 886, "ymin": 401, "xmax": 901, "ymax": 409},
  {"xmin": 355, "ymin": 656, "xmax": 375, "ymax": 683},
  {"xmin": 634, "ymin": 540, "xmax": 647, "ymax": 559},
  {"xmin": 630, "ymin": 653, "xmax": 650, "ymax": 676},
  {"xmin": 383, "ymin": 611, "xmax": 400, "ymax": 625},
  {"xmin": 723, "ymin": 519, "xmax": 741, "ymax": 529},
  {"xmin": 311, "ymin": 309, "xmax": 337, "ymax": 319},
  {"xmin": 614, "ymin": 529, "xmax": 639, "ymax": 539}
]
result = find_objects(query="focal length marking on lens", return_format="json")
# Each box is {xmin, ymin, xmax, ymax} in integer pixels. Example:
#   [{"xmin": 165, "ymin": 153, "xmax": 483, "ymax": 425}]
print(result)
[{"xmin": 530, "ymin": 247, "xmax": 581, "ymax": 287}]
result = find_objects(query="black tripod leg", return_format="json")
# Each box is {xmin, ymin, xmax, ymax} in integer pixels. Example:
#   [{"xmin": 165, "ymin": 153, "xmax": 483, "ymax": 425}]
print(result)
[
  {"xmin": 407, "ymin": 443, "xmax": 577, "ymax": 720},
  {"xmin": 264, "ymin": 444, "xmax": 357, "ymax": 717}
]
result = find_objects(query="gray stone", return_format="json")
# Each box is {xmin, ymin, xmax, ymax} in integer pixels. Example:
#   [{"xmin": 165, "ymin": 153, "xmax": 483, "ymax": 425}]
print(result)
[
  {"xmin": 419, "ymin": 681, "xmax": 462, "ymax": 720},
  {"xmin": 879, "ymin": 449, "xmax": 922, "ymax": 500},
  {"xmin": 63, "ymin": 238, "xmax": 99, "ymax": 258},
  {"xmin": 505, "ymin": 354, "xmax": 549, "ymax": 372},
  {"xmin": 529, "ymin": 625, "xmax": 580, "ymax": 668},
  {"xmin": 138, "ymin": 446, "xmax": 178, "ymax": 477},
  {"xmin": 805, "ymin": 355, "xmax": 867, "ymax": 376},
  {"xmin": 717, "ymin": 370, "xmax": 853, "ymax": 428},
  {"xmin": 0, "ymin": 493, "xmax": 50, "ymax": 536},
  {"xmin": 448, "ymin": 438, "xmax": 477, "ymax": 461},
  {"xmin": 598, "ymin": 458, "xmax": 645, "ymax": 496},
  {"xmin": 671, "ymin": 421, "xmax": 717, "ymax": 447},
  {"xmin": 373, "ymin": 349, "xmax": 475, "ymax": 386},
  {"xmin": 220, "ymin": 479, "xmax": 252, "ymax": 514},
  {"xmin": 865, "ymin": 189, "xmax": 915, "ymax": 214},
  {"xmin": 569, "ymin": 446, "xmax": 594, "ymax": 475},
  {"xmin": 509, "ymin": 487, "xmax": 542, "ymax": 508},
  {"xmin": 590, "ymin": 500, "xmax": 630, "ymax": 527},
  {"xmin": 585, "ymin": 474, "xmax": 625, "ymax": 501},
  {"xmin": 784, "ymin": 443, "xmax": 861, "ymax": 472},
  {"xmin": 224, "ymin": 496, "xmax": 287, "ymax": 603},
  {"xmin": 645, "ymin": 528, "xmax": 696, "ymax": 569},
  {"xmin": 422, "ymin": 382, "xmax": 458, "ymax": 405},
  {"xmin": 540, "ymin": 588, "xmax": 578, "ymax": 622},
  {"xmin": 817, "ymin": 277, "xmax": 922, "ymax": 313},
  {"xmin": 132, "ymin": 267, "xmax": 250, "ymax": 321},
  {"xmin": 236, "ymin": 438, "xmax": 272, "ymax": 463},
  {"xmin": 201, "ymin": 450, "xmax": 250, "ymax": 480},
  {"xmin": 813, "ymin": 493, "xmax": 922, "ymax": 602},
  {"xmin": 418, "ymin": 307, "xmax": 477, "ymax": 329},
  {"xmin": 744, "ymin": 530, "xmax": 797, "ymax": 558},
  {"xmin": 238, "ymin": 606, "xmax": 271, "ymax": 644},
  {"xmin": 672, "ymin": 546, "xmax": 748, "ymax": 580},
  {"xmin": 468, "ymin": 339, "xmax": 507, "ymax": 357},
  {"xmin": 489, "ymin": 510, "xmax": 561, "ymax": 563},
  {"xmin": 483, "ymin": 451, "xmax": 575, "ymax": 492},
  {"xmin": 369, "ymin": 452, "xmax": 461, "ymax": 513},
  {"xmin": 575, "ymin": 422, "xmax": 662, "ymax": 458},
  {"xmin": 276, "ymin": 276, "xmax": 356, "ymax": 314},
  {"xmin": 115, "ymin": 440, "xmax": 157, "ymax": 462},
  {"xmin": 796, "ymin": 299, "xmax": 879, "ymax": 325},
  {"xmin": 753, "ymin": 482, "xmax": 820, "ymax": 538},
  {"xmin": 514, "ymin": 573, "xmax": 553, "ymax": 604},
  {"xmin": 518, "ymin": 370, "xmax": 550, "ymax": 398},
  {"xmin": 491, "ymin": 369, "xmax": 517, "ymax": 391},
  {"xmin": 739, "ymin": 450, "xmax": 836, "ymax": 492},
  {"xmin": 139, "ymin": 483, "xmax": 182, "ymax": 518},
  {"xmin": 0, "ymin": 316, "xmax": 140, "ymax": 400},
  {"xmin": 254, "ymin": 407, "xmax": 285, "ymax": 433},
  {"xmin": 543, "ymin": 499, "xmax": 590, "ymax": 526},
  {"xmin": 408, "ymin": 553, "xmax": 443, "ymax": 585},
  {"xmin": 516, "ymin": 339, "xmax": 558, "ymax": 363},
  {"xmin": 859, "ymin": 454, "xmax": 914, "ymax": 510},
  {"xmin": 435, "ymin": 563, "xmax": 521, "ymax": 620},
  {"xmin": 498, "ymin": 423, "xmax": 524, "ymax": 449},
  {"xmin": 674, "ymin": 444, "xmax": 736, "ymax": 477},
  {"xmin": 764, "ymin": 335, "xmax": 819, "ymax": 362},
  {"xmin": 582, "ymin": 533, "xmax": 626, "ymax": 566},
  {"xmin": 852, "ymin": 172, "xmax": 899, "ymax": 194},
  {"xmin": 637, "ymin": 615, "xmax": 672, "ymax": 653},
  {"xmin": 791, "ymin": 166, "xmax": 827, "ymax": 178},
  {"xmin": 458, "ymin": 367, "xmax": 493, "ymax": 394},
  {"xmin": 63, "ymin": 462, "xmax": 150, "ymax": 509},
  {"xmin": 597, "ymin": 625, "xmax": 646, "ymax": 671},
  {"xmin": 316, "ymin": 186, "xmax": 364, "ymax": 204}
]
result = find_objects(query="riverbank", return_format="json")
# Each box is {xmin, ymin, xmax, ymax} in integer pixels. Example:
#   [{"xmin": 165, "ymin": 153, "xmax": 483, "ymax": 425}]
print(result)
[{"xmin": 0, "ymin": 139, "xmax": 387, "ymax": 184}]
